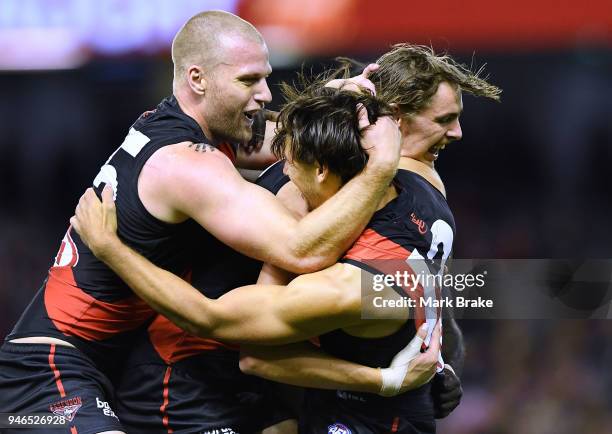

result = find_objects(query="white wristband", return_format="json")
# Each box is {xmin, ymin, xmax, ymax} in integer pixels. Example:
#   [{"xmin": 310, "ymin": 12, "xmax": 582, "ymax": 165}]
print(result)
[{"xmin": 379, "ymin": 365, "xmax": 409, "ymax": 397}]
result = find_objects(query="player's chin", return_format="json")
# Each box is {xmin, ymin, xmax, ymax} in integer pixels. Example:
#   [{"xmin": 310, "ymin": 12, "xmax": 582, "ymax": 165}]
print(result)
[
  {"xmin": 223, "ymin": 128, "xmax": 251, "ymax": 145},
  {"xmin": 234, "ymin": 125, "xmax": 253, "ymax": 144}
]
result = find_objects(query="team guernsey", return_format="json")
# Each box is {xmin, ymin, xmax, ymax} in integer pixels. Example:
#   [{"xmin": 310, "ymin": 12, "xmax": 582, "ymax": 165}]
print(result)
[
  {"xmin": 300, "ymin": 169, "xmax": 456, "ymax": 434},
  {"xmin": 112, "ymin": 160, "xmax": 292, "ymax": 434},
  {"xmin": 0, "ymin": 96, "xmax": 235, "ymax": 433}
]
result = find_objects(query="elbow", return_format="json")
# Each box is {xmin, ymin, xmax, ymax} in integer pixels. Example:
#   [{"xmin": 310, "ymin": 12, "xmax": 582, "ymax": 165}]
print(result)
[
  {"xmin": 182, "ymin": 320, "xmax": 210, "ymax": 339},
  {"xmin": 179, "ymin": 310, "xmax": 215, "ymax": 339},
  {"xmin": 285, "ymin": 253, "xmax": 333, "ymax": 274}
]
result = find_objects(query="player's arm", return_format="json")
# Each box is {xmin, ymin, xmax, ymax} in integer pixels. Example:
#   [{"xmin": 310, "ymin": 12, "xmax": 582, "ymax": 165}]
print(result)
[
  {"xmin": 239, "ymin": 326, "xmax": 442, "ymax": 396},
  {"xmin": 239, "ymin": 321, "xmax": 438, "ymax": 396},
  {"xmin": 240, "ymin": 342, "xmax": 382, "ymax": 393},
  {"xmin": 140, "ymin": 112, "xmax": 400, "ymax": 274},
  {"xmin": 73, "ymin": 195, "xmax": 363, "ymax": 344}
]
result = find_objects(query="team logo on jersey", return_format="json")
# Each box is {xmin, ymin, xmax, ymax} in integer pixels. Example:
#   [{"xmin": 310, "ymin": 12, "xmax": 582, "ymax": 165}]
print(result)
[
  {"xmin": 328, "ymin": 423, "xmax": 352, "ymax": 434},
  {"xmin": 49, "ymin": 396, "xmax": 82, "ymax": 422},
  {"xmin": 410, "ymin": 212, "xmax": 428, "ymax": 235}
]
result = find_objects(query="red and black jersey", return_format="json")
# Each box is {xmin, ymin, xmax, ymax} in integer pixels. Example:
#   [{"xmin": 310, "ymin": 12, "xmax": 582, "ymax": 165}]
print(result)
[
  {"xmin": 304, "ymin": 168, "xmax": 456, "ymax": 427},
  {"xmin": 140, "ymin": 160, "xmax": 290, "ymax": 365},
  {"xmin": 7, "ymin": 96, "xmax": 237, "ymax": 374}
]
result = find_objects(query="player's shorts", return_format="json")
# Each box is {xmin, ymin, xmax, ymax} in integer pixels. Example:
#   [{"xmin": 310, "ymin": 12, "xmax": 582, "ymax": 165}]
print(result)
[
  {"xmin": 299, "ymin": 387, "xmax": 435, "ymax": 434},
  {"xmin": 0, "ymin": 341, "xmax": 125, "ymax": 434},
  {"xmin": 115, "ymin": 347, "xmax": 295, "ymax": 433}
]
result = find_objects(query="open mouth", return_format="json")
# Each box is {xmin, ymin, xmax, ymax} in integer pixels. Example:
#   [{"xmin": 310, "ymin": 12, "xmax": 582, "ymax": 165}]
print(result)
[
  {"xmin": 243, "ymin": 109, "xmax": 259, "ymax": 125},
  {"xmin": 428, "ymin": 144, "xmax": 446, "ymax": 158}
]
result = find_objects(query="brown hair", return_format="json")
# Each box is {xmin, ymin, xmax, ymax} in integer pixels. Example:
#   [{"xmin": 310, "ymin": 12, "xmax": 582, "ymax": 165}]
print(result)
[
  {"xmin": 271, "ymin": 78, "xmax": 393, "ymax": 184},
  {"xmin": 343, "ymin": 44, "xmax": 501, "ymax": 114}
]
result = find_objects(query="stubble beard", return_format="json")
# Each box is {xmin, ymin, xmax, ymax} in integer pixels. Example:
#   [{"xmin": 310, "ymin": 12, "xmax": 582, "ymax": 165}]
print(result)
[{"xmin": 208, "ymin": 108, "xmax": 252, "ymax": 145}]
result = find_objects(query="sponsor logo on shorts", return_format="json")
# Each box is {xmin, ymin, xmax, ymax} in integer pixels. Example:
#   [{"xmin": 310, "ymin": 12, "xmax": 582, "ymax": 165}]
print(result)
[
  {"xmin": 328, "ymin": 423, "xmax": 352, "ymax": 434},
  {"xmin": 49, "ymin": 396, "xmax": 82, "ymax": 422},
  {"xmin": 96, "ymin": 397, "xmax": 119, "ymax": 419},
  {"xmin": 201, "ymin": 429, "xmax": 238, "ymax": 434}
]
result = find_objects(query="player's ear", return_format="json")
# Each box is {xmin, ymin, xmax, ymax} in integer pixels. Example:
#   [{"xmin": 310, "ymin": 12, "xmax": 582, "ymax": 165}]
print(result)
[
  {"xmin": 187, "ymin": 65, "xmax": 207, "ymax": 95},
  {"xmin": 316, "ymin": 163, "xmax": 329, "ymax": 184},
  {"xmin": 389, "ymin": 103, "xmax": 402, "ymax": 121}
]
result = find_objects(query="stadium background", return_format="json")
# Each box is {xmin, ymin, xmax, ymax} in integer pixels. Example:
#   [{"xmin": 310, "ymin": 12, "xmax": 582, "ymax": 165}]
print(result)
[{"xmin": 0, "ymin": 1, "xmax": 610, "ymax": 432}]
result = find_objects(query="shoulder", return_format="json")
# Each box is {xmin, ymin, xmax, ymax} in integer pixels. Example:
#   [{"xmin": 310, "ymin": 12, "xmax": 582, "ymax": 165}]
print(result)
[
  {"xmin": 276, "ymin": 182, "xmax": 309, "ymax": 219},
  {"xmin": 138, "ymin": 141, "xmax": 243, "ymax": 222},
  {"xmin": 143, "ymin": 141, "xmax": 236, "ymax": 183}
]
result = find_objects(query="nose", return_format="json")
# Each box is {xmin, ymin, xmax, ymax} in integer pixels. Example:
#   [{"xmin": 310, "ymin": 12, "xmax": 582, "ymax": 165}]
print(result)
[
  {"xmin": 446, "ymin": 119, "xmax": 462, "ymax": 141},
  {"xmin": 255, "ymin": 79, "xmax": 273, "ymax": 106}
]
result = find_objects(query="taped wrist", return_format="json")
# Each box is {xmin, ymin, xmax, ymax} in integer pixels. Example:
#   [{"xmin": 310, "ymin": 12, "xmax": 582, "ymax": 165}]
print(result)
[{"xmin": 379, "ymin": 364, "xmax": 409, "ymax": 397}]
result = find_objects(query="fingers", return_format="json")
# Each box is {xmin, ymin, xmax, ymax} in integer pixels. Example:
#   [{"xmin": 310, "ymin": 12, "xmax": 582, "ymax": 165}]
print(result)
[
  {"xmin": 442, "ymin": 366, "xmax": 460, "ymax": 388},
  {"xmin": 69, "ymin": 215, "xmax": 79, "ymax": 233},
  {"xmin": 102, "ymin": 184, "xmax": 114, "ymax": 203},
  {"xmin": 356, "ymin": 103, "xmax": 370, "ymax": 130},
  {"xmin": 390, "ymin": 323, "xmax": 428, "ymax": 366},
  {"xmin": 264, "ymin": 109, "xmax": 279, "ymax": 122},
  {"xmin": 361, "ymin": 63, "xmax": 380, "ymax": 78},
  {"xmin": 438, "ymin": 387, "xmax": 463, "ymax": 402},
  {"xmin": 427, "ymin": 320, "xmax": 442, "ymax": 354}
]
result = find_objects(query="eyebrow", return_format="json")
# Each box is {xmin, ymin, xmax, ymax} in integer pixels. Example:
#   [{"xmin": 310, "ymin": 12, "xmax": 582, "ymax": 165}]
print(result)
[
  {"xmin": 238, "ymin": 71, "xmax": 271, "ymax": 80},
  {"xmin": 435, "ymin": 111, "xmax": 461, "ymax": 122}
]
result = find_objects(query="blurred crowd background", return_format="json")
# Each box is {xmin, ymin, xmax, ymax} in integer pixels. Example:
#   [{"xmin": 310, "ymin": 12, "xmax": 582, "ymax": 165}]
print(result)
[{"xmin": 0, "ymin": 1, "xmax": 611, "ymax": 432}]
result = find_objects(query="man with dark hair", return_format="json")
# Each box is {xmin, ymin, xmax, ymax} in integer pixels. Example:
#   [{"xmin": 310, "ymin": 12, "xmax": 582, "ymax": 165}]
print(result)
[
  {"xmin": 0, "ymin": 10, "xmax": 400, "ymax": 434},
  {"xmin": 72, "ymin": 45, "xmax": 501, "ymax": 431}
]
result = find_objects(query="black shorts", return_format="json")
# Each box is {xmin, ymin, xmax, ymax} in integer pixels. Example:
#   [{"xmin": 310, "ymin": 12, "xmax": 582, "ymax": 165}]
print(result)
[
  {"xmin": 115, "ymin": 348, "xmax": 295, "ymax": 433},
  {"xmin": 0, "ymin": 342, "xmax": 124, "ymax": 434},
  {"xmin": 299, "ymin": 388, "xmax": 435, "ymax": 434}
]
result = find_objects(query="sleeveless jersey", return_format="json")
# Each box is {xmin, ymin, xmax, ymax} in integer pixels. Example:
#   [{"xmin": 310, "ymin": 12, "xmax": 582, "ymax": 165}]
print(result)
[
  {"xmin": 142, "ymin": 160, "xmax": 290, "ymax": 364},
  {"xmin": 8, "ymin": 96, "xmax": 236, "ymax": 373},
  {"xmin": 304, "ymin": 168, "xmax": 456, "ymax": 423}
]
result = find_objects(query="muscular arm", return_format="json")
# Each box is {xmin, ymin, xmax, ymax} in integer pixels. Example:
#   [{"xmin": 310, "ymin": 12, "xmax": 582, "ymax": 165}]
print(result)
[
  {"xmin": 71, "ymin": 192, "xmax": 363, "ymax": 344},
  {"xmin": 139, "ymin": 113, "xmax": 399, "ymax": 274},
  {"xmin": 239, "ymin": 342, "xmax": 382, "ymax": 393}
]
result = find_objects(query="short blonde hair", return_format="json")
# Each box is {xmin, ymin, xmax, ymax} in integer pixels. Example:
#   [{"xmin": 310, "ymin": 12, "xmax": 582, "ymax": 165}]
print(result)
[{"xmin": 171, "ymin": 10, "xmax": 263, "ymax": 84}]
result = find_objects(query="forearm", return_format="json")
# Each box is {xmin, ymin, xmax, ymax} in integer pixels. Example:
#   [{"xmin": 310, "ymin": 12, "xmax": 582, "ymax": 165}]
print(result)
[
  {"xmin": 285, "ymin": 165, "xmax": 394, "ymax": 272},
  {"xmin": 95, "ymin": 241, "xmax": 343, "ymax": 345},
  {"xmin": 95, "ymin": 237, "xmax": 216, "ymax": 337},
  {"xmin": 257, "ymin": 263, "xmax": 296, "ymax": 285},
  {"xmin": 239, "ymin": 342, "xmax": 381, "ymax": 393}
]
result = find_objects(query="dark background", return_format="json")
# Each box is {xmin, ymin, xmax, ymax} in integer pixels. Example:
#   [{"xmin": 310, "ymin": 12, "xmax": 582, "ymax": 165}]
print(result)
[{"xmin": 1, "ymin": 1, "xmax": 611, "ymax": 432}]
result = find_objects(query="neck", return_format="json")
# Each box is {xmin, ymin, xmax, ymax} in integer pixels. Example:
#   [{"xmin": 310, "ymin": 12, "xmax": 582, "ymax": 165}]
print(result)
[
  {"xmin": 173, "ymin": 86, "xmax": 215, "ymax": 143},
  {"xmin": 398, "ymin": 157, "xmax": 446, "ymax": 197}
]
